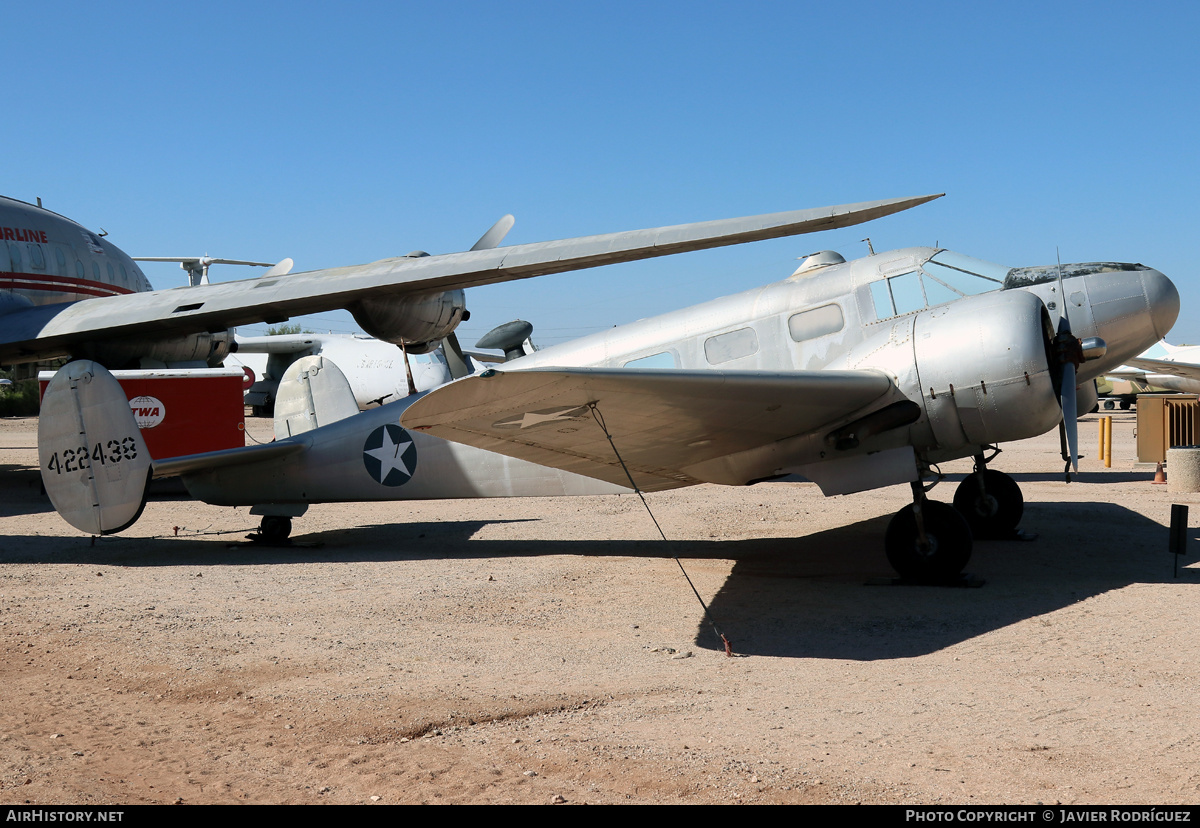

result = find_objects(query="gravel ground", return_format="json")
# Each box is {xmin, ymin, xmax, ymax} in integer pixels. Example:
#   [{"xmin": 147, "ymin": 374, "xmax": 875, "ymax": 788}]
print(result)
[{"xmin": 2, "ymin": 411, "xmax": 1199, "ymax": 805}]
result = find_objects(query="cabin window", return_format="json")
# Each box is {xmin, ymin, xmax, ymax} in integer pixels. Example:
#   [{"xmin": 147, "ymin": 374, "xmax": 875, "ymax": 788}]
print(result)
[
  {"xmin": 106, "ymin": 262, "xmax": 115, "ymax": 281},
  {"xmin": 624, "ymin": 351, "xmax": 678, "ymax": 369},
  {"xmin": 27, "ymin": 244, "xmax": 45, "ymax": 270},
  {"xmin": 788, "ymin": 303, "xmax": 844, "ymax": 342},
  {"xmin": 704, "ymin": 327, "xmax": 759, "ymax": 365},
  {"xmin": 92, "ymin": 262, "xmax": 101, "ymax": 281},
  {"xmin": 54, "ymin": 247, "xmax": 66, "ymax": 271},
  {"xmin": 76, "ymin": 261, "xmax": 85, "ymax": 279}
]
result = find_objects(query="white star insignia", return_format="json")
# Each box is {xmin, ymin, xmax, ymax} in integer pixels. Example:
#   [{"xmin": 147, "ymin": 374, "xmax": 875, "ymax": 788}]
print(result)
[
  {"xmin": 493, "ymin": 405, "xmax": 589, "ymax": 430},
  {"xmin": 365, "ymin": 428, "xmax": 414, "ymax": 483}
]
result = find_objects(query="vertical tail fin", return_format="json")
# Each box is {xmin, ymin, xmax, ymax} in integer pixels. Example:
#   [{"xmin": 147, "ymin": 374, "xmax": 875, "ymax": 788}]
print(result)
[{"xmin": 38, "ymin": 361, "xmax": 152, "ymax": 535}]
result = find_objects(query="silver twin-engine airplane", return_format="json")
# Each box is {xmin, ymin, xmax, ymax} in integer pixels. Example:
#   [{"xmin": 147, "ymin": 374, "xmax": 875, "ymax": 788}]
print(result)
[{"xmin": 31, "ymin": 193, "xmax": 1180, "ymax": 581}]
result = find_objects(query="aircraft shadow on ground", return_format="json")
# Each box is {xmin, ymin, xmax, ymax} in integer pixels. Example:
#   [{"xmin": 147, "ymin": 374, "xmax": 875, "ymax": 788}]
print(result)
[
  {"xmin": 6, "ymin": 499, "xmax": 1200, "ymax": 663},
  {"xmin": 941, "ymin": 470, "xmax": 1156, "ymax": 485},
  {"xmin": 1004, "ymin": 471, "xmax": 1157, "ymax": 484},
  {"xmin": 697, "ymin": 501, "xmax": 1198, "ymax": 661},
  {"xmin": 0, "ymin": 463, "xmax": 46, "ymax": 517}
]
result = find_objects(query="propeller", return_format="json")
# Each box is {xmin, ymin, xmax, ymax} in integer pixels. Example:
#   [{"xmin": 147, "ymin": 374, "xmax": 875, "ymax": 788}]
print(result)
[
  {"xmin": 1051, "ymin": 251, "xmax": 1084, "ymax": 480},
  {"xmin": 441, "ymin": 332, "xmax": 473, "ymax": 380}
]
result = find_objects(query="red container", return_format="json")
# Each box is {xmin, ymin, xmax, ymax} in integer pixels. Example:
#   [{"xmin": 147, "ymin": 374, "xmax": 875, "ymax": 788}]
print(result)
[{"xmin": 40, "ymin": 368, "xmax": 246, "ymax": 460}]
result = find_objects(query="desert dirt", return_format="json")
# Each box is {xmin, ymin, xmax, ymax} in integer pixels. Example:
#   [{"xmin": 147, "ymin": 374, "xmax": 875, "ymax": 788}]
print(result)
[{"xmin": 2, "ymin": 410, "xmax": 1200, "ymax": 805}]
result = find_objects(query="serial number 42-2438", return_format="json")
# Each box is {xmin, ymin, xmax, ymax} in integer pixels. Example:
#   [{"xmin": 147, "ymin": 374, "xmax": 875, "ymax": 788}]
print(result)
[{"xmin": 46, "ymin": 438, "xmax": 138, "ymax": 474}]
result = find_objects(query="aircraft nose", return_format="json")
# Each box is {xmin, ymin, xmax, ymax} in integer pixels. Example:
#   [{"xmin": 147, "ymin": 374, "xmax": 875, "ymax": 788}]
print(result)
[{"xmin": 1144, "ymin": 267, "xmax": 1180, "ymax": 339}]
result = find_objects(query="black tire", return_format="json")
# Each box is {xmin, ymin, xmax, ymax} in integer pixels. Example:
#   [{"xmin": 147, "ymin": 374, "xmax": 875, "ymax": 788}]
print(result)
[
  {"xmin": 260, "ymin": 515, "xmax": 292, "ymax": 543},
  {"xmin": 1120, "ymin": 400, "xmax": 1132, "ymax": 411},
  {"xmin": 952, "ymin": 470, "xmax": 1024, "ymax": 538},
  {"xmin": 1103, "ymin": 400, "xmax": 1115, "ymax": 410},
  {"xmin": 885, "ymin": 500, "xmax": 972, "ymax": 582}
]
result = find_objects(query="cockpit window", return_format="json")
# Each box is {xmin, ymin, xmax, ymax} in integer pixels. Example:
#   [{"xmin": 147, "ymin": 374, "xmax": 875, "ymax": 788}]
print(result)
[
  {"xmin": 869, "ymin": 251, "xmax": 1009, "ymax": 322},
  {"xmin": 921, "ymin": 251, "xmax": 1008, "ymax": 298}
]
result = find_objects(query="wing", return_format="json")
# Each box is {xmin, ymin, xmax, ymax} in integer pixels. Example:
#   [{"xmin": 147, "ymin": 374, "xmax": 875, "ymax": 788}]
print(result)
[
  {"xmin": 0, "ymin": 194, "xmax": 940, "ymax": 362},
  {"xmin": 399, "ymin": 367, "xmax": 897, "ymax": 492},
  {"xmin": 1127, "ymin": 357, "xmax": 1200, "ymax": 383}
]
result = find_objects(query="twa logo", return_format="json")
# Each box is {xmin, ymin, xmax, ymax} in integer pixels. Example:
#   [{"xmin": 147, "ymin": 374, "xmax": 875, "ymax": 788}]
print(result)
[{"xmin": 129, "ymin": 395, "xmax": 166, "ymax": 429}]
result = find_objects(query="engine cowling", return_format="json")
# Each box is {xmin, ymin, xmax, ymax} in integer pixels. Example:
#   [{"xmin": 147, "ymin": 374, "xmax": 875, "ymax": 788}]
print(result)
[
  {"xmin": 839, "ymin": 289, "xmax": 1061, "ymax": 461},
  {"xmin": 348, "ymin": 289, "xmax": 468, "ymax": 355},
  {"xmin": 909, "ymin": 289, "xmax": 1061, "ymax": 454},
  {"xmin": 72, "ymin": 330, "xmax": 236, "ymax": 368}
]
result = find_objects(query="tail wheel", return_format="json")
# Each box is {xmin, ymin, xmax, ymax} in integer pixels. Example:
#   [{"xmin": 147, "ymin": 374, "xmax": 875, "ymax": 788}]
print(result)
[
  {"xmin": 259, "ymin": 515, "xmax": 292, "ymax": 543},
  {"xmin": 885, "ymin": 500, "xmax": 972, "ymax": 582}
]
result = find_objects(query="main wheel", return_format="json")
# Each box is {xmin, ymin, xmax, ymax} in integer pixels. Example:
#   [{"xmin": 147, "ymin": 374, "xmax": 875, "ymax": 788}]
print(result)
[
  {"xmin": 885, "ymin": 500, "xmax": 972, "ymax": 582},
  {"xmin": 259, "ymin": 515, "xmax": 292, "ymax": 543},
  {"xmin": 952, "ymin": 469, "xmax": 1023, "ymax": 538}
]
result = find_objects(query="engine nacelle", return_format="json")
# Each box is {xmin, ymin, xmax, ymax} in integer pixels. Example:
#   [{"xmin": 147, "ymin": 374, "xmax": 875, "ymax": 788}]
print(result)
[
  {"xmin": 72, "ymin": 330, "xmax": 236, "ymax": 368},
  {"xmin": 348, "ymin": 290, "xmax": 468, "ymax": 355},
  {"xmin": 840, "ymin": 289, "xmax": 1061, "ymax": 460},
  {"xmin": 910, "ymin": 289, "xmax": 1061, "ymax": 454}
]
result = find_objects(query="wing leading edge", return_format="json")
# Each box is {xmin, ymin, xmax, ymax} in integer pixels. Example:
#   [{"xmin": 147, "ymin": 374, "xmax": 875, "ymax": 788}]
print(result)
[
  {"xmin": 0, "ymin": 194, "xmax": 941, "ymax": 363},
  {"xmin": 399, "ymin": 367, "xmax": 897, "ymax": 492}
]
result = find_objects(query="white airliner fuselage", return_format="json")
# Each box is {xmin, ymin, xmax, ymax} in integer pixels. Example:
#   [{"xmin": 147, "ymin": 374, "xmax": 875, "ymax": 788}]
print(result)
[{"xmin": 0, "ymin": 196, "xmax": 150, "ymax": 310}]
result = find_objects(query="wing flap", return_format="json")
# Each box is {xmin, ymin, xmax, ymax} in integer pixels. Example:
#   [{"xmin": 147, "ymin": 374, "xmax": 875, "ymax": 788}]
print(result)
[{"xmin": 400, "ymin": 367, "xmax": 896, "ymax": 491}]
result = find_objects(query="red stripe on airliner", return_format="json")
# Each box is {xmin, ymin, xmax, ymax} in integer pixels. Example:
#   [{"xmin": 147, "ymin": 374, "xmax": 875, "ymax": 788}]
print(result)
[{"xmin": 0, "ymin": 270, "xmax": 136, "ymax": 298}]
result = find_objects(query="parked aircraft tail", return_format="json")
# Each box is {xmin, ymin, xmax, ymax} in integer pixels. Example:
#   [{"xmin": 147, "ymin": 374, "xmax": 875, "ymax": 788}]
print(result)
[{"xmin": 38, "ymin": 361, "xmax": 152, "ymax": 535}]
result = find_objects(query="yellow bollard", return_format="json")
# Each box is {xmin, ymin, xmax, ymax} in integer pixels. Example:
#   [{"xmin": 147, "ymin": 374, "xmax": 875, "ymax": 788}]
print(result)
[{"xmin": 1104, "ymin": 415, "xmax": 1113, "ymax": 468}]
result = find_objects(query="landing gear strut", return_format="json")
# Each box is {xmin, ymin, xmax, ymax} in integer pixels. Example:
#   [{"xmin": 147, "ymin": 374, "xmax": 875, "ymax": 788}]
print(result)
[
  {"xmin": 885, "ymin": 481, "xmax": 973, "ymax": 582},
  {"xmin": 952, "ymin": 453, "xmax": 1023, "ymax": 539}
]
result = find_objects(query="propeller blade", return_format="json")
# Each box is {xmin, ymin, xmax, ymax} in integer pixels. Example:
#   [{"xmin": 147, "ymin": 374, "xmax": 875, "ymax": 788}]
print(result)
[
  {"xmin": 1053, "ymin": 250, "xmax": 1079, "ymax": 478},
  {"xmin": 442, "ymin": 332, "xmax": 472, "ymax": 379},
  {"xmin": 1061, "ymin": 362, "xmax": 1078, "ymax": 476},
  {"xmin": 470, "ymin": 214, "xmax": 515, "ymax": 251},
  {"xmin": 263, "ymin": 257, "xmax": 294, "ymax": 278}
]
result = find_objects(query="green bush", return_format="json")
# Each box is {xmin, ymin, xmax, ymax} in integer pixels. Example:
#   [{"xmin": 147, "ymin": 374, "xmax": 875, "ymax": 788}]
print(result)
[{"xmin": 0, "ymin": 379, "xmax": 41, "ymax": 417}]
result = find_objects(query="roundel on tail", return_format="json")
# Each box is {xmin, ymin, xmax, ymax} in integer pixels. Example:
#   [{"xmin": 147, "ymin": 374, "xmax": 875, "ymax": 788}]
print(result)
[{"xmin": 362, "ymin": 423, "xmax": 418, "ymax": 486}]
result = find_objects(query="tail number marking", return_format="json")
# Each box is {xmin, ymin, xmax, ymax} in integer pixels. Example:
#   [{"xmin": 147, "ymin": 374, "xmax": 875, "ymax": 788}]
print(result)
[{"xmin": 46, "ymin": 438, "xmax": 138, "ymax": 475}]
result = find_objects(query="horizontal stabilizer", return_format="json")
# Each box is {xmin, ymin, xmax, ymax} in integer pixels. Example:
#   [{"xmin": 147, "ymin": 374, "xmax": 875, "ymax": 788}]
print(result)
[{"xmin": 151, "ymin": 440, "xmax": 305, "ymax": 479}]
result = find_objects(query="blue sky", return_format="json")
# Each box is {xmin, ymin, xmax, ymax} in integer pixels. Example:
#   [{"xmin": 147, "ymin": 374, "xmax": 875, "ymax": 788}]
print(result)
[{"xmin": 8, "ymin": 1, "xmax": 1198, "ymax": 344}]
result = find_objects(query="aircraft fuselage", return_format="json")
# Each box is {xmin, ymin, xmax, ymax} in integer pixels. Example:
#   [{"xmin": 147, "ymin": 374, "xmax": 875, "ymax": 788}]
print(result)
[
  {"xmin": 0, "ymin": 196, "xmax": 150, "ymax": 311},
  {"xmin": 180, "ymin": 246, "xmax": 1178, "ymax": 508}
]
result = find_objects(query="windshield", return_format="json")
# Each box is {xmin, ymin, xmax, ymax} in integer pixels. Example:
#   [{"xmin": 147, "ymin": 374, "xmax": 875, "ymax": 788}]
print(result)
[
  {"xmin": 867, "ymin": 250, "xmax": 1010, "ymax": 322},
  {"xmin": 922, "ymin": 251, "xmax": 1009, "ymax": 298}
]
